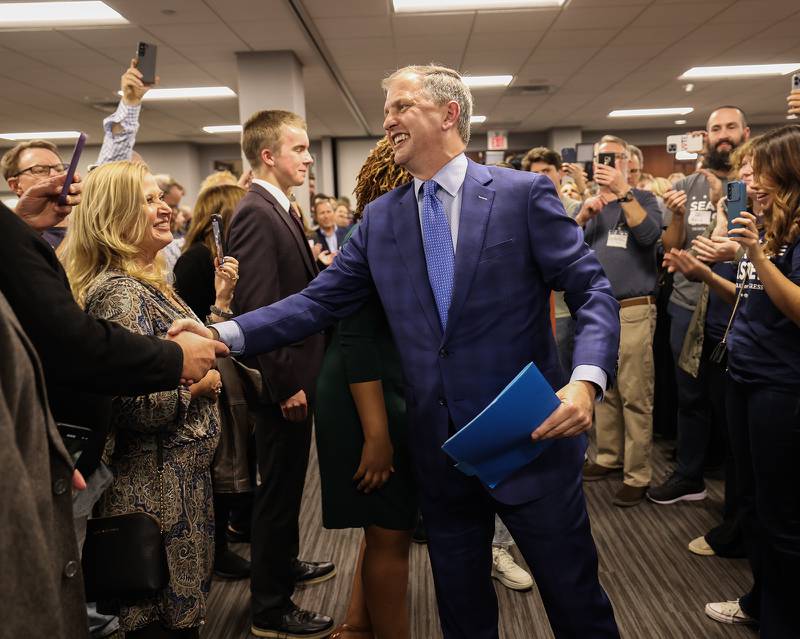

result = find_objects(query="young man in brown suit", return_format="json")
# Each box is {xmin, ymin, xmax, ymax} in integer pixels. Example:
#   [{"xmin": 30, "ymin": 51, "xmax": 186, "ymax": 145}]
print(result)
[{"xmin": 227, "ymin": 110, "xmax": 334, "ymax": 639}]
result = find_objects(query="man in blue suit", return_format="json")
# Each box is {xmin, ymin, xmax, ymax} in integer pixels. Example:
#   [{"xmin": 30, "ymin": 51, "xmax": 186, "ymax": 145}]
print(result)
[{"xmin": 178, "ymin": 65, "xmax": 621, "ymax": 639}]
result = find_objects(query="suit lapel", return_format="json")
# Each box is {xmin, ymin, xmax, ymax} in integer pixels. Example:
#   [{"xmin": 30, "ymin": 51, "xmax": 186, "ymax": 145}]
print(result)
[
  {"xmin": 443, "ymin": 160, "xmax": 495, "ymax": 342},
  {"xmin": 391, "ymin": 184, "xmax": 443, "ymax": 340},
  {"xmin": 250, "ymin": 184, "xmax": 317, "ymax": 279}
]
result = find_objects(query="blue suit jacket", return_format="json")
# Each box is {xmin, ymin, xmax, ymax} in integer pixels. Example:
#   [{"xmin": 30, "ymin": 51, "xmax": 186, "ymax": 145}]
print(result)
[{"xmin": 235, "ymin": 160, "xmax": 620, "ymax": 504}]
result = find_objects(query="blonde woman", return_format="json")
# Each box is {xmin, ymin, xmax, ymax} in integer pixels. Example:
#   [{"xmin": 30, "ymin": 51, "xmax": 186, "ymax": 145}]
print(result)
[{"xmin": 62, "ymin": 161, "xmax": 236, "ymax": 639}]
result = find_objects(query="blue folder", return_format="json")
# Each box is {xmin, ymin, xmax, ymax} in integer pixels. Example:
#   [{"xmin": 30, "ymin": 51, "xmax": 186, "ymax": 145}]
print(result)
[{"xmin": 441, "ymin": 362, "xmax": 561, "ymax": 489}]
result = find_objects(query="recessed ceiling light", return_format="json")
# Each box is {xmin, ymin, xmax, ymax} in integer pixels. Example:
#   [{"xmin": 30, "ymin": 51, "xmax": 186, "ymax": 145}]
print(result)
[
  {"xmin": 462, "ymin": 75, "xmax": 513, "ymax": 88},
  {"xmin": 203, "ymin": 125, "xmax": 242, "ymax": 134},
  {"xmin": 674, "ymin": 119, "xmax": 687, "ymax": 125},
  {"xmin": 608, "ymin": 107, "xmax": 694, "ymax": 118},
  {"xmin": 0, "ymin": 2, "xmax": 127, "ymax": 28},
  {"xmin": 788, "ymin": 114, "xmax": 799, "ymax": 120},
  {"xmin": 684, "ymin": 83, "xmax": 694, "ymax": 92},
  {"xmin": 118, "ymin": 86, "xmax": 237, "ymax": 101},
  {"xmin": 676, "ymin": 151, "xmax": 698, "ymax": 161},
  {"xmin": 393, "ymin": 0, "xmax": 565, "ymax": 12},
  {"xmin": 0, "ymin": 130, "xmax": 81, "ymax": 140},
  {"xmin": 680, "ymin": 64, "xmax": 800, "ymax": 79},
  {"xmin": 470, "ymin": 115, "xmax": 487, "ymax": 124}
]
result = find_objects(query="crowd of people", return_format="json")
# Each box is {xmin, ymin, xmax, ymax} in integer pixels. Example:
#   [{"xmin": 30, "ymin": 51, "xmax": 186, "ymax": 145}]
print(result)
[{"xmin": 2, "ymin": 57, "xmax": 800, "ymax": 639}]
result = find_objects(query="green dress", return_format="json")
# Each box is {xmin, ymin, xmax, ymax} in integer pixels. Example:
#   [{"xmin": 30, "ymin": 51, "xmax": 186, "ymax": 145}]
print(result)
[{"xmin": 314, "ymin": 286, "xmax": 417, "ymax": 531}]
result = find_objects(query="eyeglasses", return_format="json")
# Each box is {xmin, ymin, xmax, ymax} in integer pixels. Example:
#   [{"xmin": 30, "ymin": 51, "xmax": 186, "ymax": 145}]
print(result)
[
  {"xmin": 594, "ymin": 153, "xmax": 629, "ymax": 161},
  {"xmin": 13, "ymin": 163, "xmax": 68, "ymax": 177}
]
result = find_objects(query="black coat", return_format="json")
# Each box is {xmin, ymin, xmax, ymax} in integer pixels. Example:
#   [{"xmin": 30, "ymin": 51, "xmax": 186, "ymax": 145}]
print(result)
[
  {"xmin": 227, "ymin": 184, "xmax": 325, "ymax": 403},
  {"xmin": 174, "ymin": 241, "xmax": 215, "ymax": 321},
  {"xmin": 0, "ymin": 204, "xmax": 183, "ymax": 475}
]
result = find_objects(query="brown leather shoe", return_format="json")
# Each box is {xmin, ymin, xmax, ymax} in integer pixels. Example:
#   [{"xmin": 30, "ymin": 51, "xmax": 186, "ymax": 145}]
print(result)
[
  {"xmin": 328, "ymin": 624, "xmax": 373, "ymax": 639},
  {"xmin": 613, "ymin": 484, "xmax": 647, "ymax": 507},
  {"xmin": 582, "ymin": 462, "xmax": 621, "ymax": 482}
]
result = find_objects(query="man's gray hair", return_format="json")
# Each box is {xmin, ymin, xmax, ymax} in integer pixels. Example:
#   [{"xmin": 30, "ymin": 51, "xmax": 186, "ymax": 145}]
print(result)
[
  {"xmin": 596, "ymin": 134, "xmax": 629, "ymax": 152},
  {"xmin": 382, "ymin": 64, "xmax": 473, "ymax": 145}
]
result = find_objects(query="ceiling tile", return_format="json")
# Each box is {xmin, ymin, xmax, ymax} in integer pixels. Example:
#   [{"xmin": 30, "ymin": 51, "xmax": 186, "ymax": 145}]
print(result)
[{"xmin": 553, "ymin": 5, "xmax": 645, "ymax": 30}]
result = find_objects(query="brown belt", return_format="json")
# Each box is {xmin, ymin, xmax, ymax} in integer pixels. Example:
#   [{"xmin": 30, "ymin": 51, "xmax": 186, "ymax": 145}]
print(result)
[{"xmin": 619, "ymin": 295, "xmax": 655, "ymax": 308}]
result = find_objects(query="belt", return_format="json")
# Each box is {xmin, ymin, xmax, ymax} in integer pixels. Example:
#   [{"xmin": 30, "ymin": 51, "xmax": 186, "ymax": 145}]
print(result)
[{"xmin": 619, "ymin": 295, "xmax": 655, "ymax": 308}]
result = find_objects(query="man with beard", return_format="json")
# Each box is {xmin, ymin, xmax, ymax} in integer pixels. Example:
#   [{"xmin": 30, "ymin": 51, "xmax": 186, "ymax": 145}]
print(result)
[{"xmin": 648, "ymin": 106, "xmax": 749, "ymax": 505}]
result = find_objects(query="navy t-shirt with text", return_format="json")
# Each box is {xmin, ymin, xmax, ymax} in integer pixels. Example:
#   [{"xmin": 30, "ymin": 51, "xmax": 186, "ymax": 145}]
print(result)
[{"xmin": 728, "ymin": 238, "xmax": 800, "ymax": 388}]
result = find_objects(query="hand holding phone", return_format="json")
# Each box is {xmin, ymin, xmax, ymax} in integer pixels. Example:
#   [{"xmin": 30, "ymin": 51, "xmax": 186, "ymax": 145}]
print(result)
[
  {"xmin": 136, "ymin": 42, "xmax": 157, "ymax": 85},
  {"xmin": 58, "ymin": 133, "xmax": 86, "ymax": 206}
]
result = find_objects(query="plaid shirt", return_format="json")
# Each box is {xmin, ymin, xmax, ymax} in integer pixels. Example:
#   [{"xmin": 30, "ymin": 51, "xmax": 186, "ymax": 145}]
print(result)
[{"xmin": 96, "ymin": 100, "xmax": 140, "ymax": 165}]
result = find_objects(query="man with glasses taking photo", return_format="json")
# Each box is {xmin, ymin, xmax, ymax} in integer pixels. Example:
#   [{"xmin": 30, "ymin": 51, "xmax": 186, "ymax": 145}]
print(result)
[
  {"xmin": 1, "ymin": 140, "xmax": 69, "ymax": 248},
  {"xmin": 578, "ymin": 135, "xmax": 662, "ymax": 507}
]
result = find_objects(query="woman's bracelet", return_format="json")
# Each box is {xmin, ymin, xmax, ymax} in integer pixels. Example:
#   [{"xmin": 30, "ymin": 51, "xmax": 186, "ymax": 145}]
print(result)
[{"xmin": 209, "ymin": 305, "xmax": 233, "ymax": 319}]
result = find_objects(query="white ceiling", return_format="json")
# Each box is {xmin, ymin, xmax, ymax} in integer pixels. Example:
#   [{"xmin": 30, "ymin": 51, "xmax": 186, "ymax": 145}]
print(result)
[{"xmin": 0, "ymin": 0, "xmax": 798, "ymax": 146}]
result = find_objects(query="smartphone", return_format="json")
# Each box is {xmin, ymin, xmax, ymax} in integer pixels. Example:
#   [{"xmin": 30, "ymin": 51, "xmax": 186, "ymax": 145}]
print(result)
[
  {"xmin": 726, "ymin": 180, "xmax": 748, "ymax": 232},
  {"xmin": 793, "ymin": 73, "xmax": 800, "ymax": 91},
  {"xmin": 667, "ymin": 134, "xmax": 704, "ymax": 154},
  {"xmin": 210, "ymin": 214, "xmax": 225, "ymax": 260},
  {"xmin": 58, "ymin": 132, "xmax": 86, "ymax": 205},
  {"xmin": 136, "ymin": 42, "xmax": 157, "ymax": 85},
  {"xmin": 597, "ymin": 152, "xmax": 616, "ymax": 168},
  {"xmin": 57, "ymin": 422, "xmax": 92, "ymax": 463},
  {"xmin": 561, "ymin": 147, "xmax": 577, "ymax": 164}
]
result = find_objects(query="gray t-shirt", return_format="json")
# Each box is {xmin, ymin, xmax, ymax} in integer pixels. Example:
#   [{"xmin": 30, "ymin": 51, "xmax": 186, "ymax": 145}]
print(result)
[{"xmin": 665, "ymin": 172, "xmax": 727, "ymax": 310}]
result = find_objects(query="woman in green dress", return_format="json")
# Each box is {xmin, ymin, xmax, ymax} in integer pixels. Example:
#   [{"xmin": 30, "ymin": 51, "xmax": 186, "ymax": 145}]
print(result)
[{"xmin": 315, "ymin": 138, "xmax": 416, "ymax": 639}]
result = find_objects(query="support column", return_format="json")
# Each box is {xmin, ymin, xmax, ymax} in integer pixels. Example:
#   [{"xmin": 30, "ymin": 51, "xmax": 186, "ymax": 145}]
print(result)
[
  {"xmin": 236, "ymin": 51, "xmax": 310, "ymax": 220},
  {"xmin": 547, "ymin": 127, "xmax": 582, "ymax": 154},
  {"xmin": 318, "ymin": 137, "xmax": 335, "ymax": 197}
]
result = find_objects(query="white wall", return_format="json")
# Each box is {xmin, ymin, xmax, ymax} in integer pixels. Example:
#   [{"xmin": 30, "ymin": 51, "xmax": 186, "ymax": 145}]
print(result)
[{"xmin": 335, "ymin": 137, "xmax": 382, "ymax": 201}]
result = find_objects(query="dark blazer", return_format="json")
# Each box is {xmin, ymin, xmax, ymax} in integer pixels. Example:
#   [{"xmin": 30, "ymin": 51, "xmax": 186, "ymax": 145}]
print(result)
[
  {"xmin": 0, "ymin": 291, "xmax": 87, "ymax": 639},
  {"xmin": 227, "ymin": 183, "xmax": 325, "ymax": 403},
  {"xmin": 174, "ymin": 241, "xmax": 215, "ymax": 321},
  {"xmin": 233, "ymin": 161, "xmax": 620, "ymax": 505},
  {"xmin": 0, "ymin": 204, "xmax": 183, "ymax": 475},
  {"xmin": 313, "ymin": 226, "xmax": 349, "ymax": 251}
]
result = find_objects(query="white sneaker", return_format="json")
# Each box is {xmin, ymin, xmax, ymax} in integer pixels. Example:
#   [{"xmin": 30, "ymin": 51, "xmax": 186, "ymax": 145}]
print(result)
[
  {"xmin": 704, "ymin": 600, "xmax": 757, "ymax": 625},
  {"xmin": 491, "ymin": 547, "xmax": 533, "ymax": 591}
]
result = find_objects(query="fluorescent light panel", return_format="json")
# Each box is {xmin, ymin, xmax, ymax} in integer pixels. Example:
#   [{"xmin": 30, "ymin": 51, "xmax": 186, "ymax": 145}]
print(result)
[
  {"xmin": 463, "ymin": 75, "xmax": 512, "ymax": 88},
  {"xmin": 0, "ymin": 130, "xmax": 81, "ymax": 140},
  {"xmin": 608, "ymin": 107, "xmax": 694, "ymax": 118},
  {"xmin": 470, "ymin": 115, "xmax": 487, "ymax": 124},
  {"xmin": 0, "ymin": 2, "xmax": 127, "ymax": 27},
  {"xmin": 680, "ymin": 64, "xmax": 800, "ymax": 79},
  {"xmin": 394, "ymin": 0, "xmax": 565, "ymax": 11},
  {"xmin": 119, "ymin": 87, "xmax": 237, "ymax": 101},
  {"xmin": 203, "ymin": 125, "xmax": 242, "ymax": 134}
]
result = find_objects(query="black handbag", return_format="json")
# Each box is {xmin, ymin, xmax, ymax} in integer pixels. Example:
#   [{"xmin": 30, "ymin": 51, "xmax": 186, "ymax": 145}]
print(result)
[{"xmin": 82, "ymin": 433, "xmax": 169, "ymax": 601}]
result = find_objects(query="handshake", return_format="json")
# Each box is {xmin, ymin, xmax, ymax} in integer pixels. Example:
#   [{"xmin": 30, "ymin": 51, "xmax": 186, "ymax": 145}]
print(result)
[{"xmin": 166, "ymin": 319, "xmax": 228, "ymax": 384}]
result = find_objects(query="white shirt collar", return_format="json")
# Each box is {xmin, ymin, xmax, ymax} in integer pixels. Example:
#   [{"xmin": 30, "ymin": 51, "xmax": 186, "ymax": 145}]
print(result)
[
  {"xmin": 252, "ymin": 178, "xmax": 291, "ymax": 213},
  {"xmin": 413, "ymin": 153, "xmax": 468, "ymax": 198}
]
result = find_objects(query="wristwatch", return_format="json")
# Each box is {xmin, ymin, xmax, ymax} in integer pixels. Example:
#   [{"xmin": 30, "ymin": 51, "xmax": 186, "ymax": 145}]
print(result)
[{"xmin": 617, "ymin": 190, "xmax": 635, "ymax": 203}]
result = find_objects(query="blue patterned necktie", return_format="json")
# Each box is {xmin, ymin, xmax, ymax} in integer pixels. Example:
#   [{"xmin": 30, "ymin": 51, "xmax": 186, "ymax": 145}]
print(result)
[{"xmin": 421, "ymin": 179, "xmax": 455, "ymax": 329}]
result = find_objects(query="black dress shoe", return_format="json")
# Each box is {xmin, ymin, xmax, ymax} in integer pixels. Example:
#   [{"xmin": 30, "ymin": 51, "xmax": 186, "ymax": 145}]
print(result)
[
  {"xmin": 251, "ymin": 605, "xmax": 334, "ymax": 639},
  {"xmin": 226, "ymin": 524, "xmax": 250, "ymax": 544},
  {"xmin": 291, "ymin": 558, "xmax": 336, "ymax": 586},
  {"xmin": 213, "ymin": 548, "xmax": 250, "ymax": 580}
]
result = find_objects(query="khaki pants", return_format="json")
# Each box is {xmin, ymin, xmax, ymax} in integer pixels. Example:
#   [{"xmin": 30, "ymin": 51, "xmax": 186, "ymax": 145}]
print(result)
[{"xmin": 595, "ymin": 302, "xmax": 657, "ymax": 487}]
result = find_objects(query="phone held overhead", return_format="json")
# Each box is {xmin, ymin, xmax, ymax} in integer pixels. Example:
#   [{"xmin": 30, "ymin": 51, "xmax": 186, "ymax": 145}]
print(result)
[
  {"xmin": 136, "ymin": 42, "xmax": 157, "ymax": 85},
  {"xmin": 58, "ymin": 132, "xmax": 86, "ymax": 205}
]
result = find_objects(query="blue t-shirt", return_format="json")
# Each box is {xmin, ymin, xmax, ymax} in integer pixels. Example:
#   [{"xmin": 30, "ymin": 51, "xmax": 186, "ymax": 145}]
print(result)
[
  {"xmin": 705, "ymin": 261, "xmax": 737, "ymax": 342},
  {"xmin": 728, "ymin": 239, "xmax": 800, "ymax": 387}
]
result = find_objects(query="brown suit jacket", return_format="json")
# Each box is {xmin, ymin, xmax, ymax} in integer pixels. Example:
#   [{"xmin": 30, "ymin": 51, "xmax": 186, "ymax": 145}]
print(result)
[
  {"xmin": 227, "ymin": 183, "xmax": 325, "ymax": 404},
  {"xmin": 0, "ymin": 291, "xmax": 88, "ymax": 639}
]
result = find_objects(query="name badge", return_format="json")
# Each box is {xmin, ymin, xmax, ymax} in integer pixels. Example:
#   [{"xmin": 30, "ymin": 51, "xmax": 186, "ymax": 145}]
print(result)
[
  {"xmin": 687, "ymin": 208, "xmax": 712, "ymax": 227},
  {"xmin": 607, "ymin": 229, "xmax": 628, "ymax": 249}
]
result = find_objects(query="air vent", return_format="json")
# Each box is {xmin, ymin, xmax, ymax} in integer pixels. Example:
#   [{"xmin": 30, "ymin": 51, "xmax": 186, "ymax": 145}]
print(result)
[{"xmin": 506, "ymin": 84, "xmax": 552, "ymax": 96}]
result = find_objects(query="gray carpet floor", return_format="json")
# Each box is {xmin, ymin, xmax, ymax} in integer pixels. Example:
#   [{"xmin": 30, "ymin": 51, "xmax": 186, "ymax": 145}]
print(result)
[{"xmin": 200, "ymin": 438, "xmax": 756, "ymax": 639}]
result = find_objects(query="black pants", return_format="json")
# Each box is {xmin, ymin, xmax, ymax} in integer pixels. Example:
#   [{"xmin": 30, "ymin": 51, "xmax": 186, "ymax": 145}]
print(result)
[
  {"xmin": 250, "ymin": 403, "xmax": 312, "ymax": 616},
  {"xmin": 727, "ymin": 379, "xmax": 800, "ymax": 638}
]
